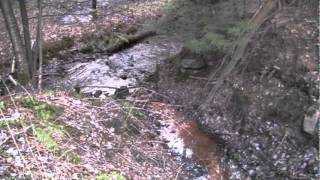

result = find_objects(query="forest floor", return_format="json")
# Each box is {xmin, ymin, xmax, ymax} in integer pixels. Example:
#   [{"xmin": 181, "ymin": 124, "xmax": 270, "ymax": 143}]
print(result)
[
  {"xmin": 0, "ymin": 0, "xmax": 226, "ymax": 179},
  {"xmin": 0, "ymin": 0, "xmax": 319, "ymax": 179}
]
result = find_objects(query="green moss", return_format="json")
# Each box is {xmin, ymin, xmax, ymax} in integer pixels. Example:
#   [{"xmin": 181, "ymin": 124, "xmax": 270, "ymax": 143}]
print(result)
[
  {"xmin": 34, "ymin": 127, "xmax": 60, "ymax": 152},
  {"xmin": 20, "ymin": 96, "xmax": 63, "ymax": 122},
  {"xmin": 0, "ymin": 118, "xmax": 23, "ymax": 128},
  {"xmin": 80, "ymin": 44, "xmax": 94, "ymax": 53},
  {"xmin": 43, "ymin": 36, "xmax": 74, "ymax": 57},
  {"xmin": 185, "ymin": 32, "xmax": 228, "ymax": 55}
]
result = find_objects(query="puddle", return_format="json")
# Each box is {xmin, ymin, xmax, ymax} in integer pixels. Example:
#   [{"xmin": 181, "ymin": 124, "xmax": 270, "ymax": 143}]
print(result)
[{"xmin": 151, "ymin": 102, "xmax": 227, "ymax": 179}]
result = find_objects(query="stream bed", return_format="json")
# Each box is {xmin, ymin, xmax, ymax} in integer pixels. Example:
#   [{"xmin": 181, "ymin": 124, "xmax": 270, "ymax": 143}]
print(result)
[{"xmin": 44, "ymin": 33, "xmax": 228, "ymax": 178}]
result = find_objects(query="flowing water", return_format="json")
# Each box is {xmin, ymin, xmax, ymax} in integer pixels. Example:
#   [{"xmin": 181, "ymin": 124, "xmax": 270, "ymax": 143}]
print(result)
[{"xmin": 49, "ymin": 38, "xmax": 181, "ymax": 95}]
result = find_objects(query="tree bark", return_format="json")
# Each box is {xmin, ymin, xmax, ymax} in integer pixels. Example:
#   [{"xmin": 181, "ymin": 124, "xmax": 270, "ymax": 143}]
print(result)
[
  {"xmin": 37, "ymin": 0, "xmax": 43, "ymax": 92},
  {"xmin": 92, "ymin": 0, "xmax": 97, "ymax": 20},
  {"xmin": 0, "ymin": 0, "xmax": 30, "ymax": 82},
  {"xmin": 18, "ymin": 0, "xmax": 34, "ymax": 77}
]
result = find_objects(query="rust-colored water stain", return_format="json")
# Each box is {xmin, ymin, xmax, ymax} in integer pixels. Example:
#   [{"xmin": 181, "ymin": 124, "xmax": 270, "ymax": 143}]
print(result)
[
  {"xmin": 151, "ymin": 102, "xmax": 228, "ymax": 179},
  {"xmin": 179, "ymin": 121, "xmax": 227, "ymax": 180}
]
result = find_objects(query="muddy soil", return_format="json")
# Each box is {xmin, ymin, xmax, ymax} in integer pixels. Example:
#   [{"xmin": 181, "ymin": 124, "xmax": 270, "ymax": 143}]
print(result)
[{"xmin": 155, "ymin": 2, "xmax": 319, "ymax": 179}]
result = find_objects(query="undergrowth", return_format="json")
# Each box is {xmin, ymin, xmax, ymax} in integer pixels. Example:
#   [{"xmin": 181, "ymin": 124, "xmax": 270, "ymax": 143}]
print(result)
[
  {"xmin": 34, "ymin": 127, "xmax": 60, "ymax": 152},
  {"xmin": 19, "ymin": 96, "xmax": 80, "ymax": 163},
  {"xmin": 20, "ymin": 96, "xmax": 62, "ymax": 122}
]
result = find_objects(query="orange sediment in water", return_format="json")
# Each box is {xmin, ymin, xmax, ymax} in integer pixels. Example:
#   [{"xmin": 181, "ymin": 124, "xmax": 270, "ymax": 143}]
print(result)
[{"xmin": 151, "ymin": 102, "xmax": 227, "ymax": 179}]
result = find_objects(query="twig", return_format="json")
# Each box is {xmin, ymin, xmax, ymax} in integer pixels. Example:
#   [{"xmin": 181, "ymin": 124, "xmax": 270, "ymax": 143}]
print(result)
[
  {"xmin": 1, "ymin": 78, "xmax": 45, "ymax": 178},
  {"xmin": 0, "ymin": 108, "xmax": 31, "ymax": 179},
  {"xmin": 174, "ymin": 163, "xmax": 185, "ymax": 180},
  {"xmin": 0, "ymin": 136, "xmax": 10, "ymax": 147}
]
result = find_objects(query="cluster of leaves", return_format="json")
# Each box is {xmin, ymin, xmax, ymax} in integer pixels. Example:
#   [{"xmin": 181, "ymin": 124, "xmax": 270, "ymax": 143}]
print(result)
[
  {"xmin": 97, "ymin": 171, "xmax": 126, "ymax": 180},
  {"xmin": 185, "ymin": 32, "xmax": 228, "ymax": 55}
]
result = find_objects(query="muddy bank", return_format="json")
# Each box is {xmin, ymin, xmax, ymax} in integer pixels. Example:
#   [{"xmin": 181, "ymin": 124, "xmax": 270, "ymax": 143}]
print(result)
[{"xmin": 156, "ymin": 2, "xmax": 319, "ymax": 179}]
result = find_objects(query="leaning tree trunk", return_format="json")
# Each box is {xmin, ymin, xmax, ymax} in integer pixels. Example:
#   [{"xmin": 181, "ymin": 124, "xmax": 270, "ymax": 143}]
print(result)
[
  {"xmin": 0, "ymin": 0, "xmax": 30, "ymax": 83},
  {"xmin": 201, "ymin": 0, "xmax": 278, "ymax": 109},
  {"xmin": 18, "ymin": 0, "xmax": 34, "ymax": 78}
]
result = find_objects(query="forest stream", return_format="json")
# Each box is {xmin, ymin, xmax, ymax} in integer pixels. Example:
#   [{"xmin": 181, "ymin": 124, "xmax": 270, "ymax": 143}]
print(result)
[{"xmin": 0, "ymin": 0, "xmax": 318, "ymax": 179}]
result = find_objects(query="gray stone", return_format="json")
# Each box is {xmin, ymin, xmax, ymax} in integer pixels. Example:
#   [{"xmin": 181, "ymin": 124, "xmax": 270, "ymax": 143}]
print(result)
[
  {"xmin": 180, "ymin": 58, "xmax": 206, "ymax": 70},
  {"xmin": 115, "ymin": 86, "xmax": 129, "ymax": 99},
  {"xmin": 303, "ymin": 102, "xmax": 319, "ymax": 135}
]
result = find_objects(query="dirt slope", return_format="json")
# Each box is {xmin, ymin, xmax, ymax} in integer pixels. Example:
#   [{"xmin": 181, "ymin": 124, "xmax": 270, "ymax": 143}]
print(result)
[{"xmin": 157, "ymin": 2, "xmax": 319, "ymax": 179}]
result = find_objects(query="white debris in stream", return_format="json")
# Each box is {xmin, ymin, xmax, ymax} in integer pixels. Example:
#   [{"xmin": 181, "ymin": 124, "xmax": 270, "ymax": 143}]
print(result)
[{"xmin": 159, "ymin": 121, "xmax": 186, "ymax": 156}]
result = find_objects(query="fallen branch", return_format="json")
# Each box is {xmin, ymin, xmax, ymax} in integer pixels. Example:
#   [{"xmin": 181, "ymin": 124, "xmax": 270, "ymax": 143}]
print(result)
[{"xmin": 101, "ymin": 30, "xmax": 156, "ymax": 54}]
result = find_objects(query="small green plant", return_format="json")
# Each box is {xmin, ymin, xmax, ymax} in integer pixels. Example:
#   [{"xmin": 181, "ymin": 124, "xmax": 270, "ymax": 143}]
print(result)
[
  {"xmin": 0, "ymin": 101, "xmax": 5, "ymax": 111},
  {"xmin": 34, "ymin": 127, "xmax": 60, "ymax": 152},
  {"xmin": 0, "ymin": 118, "xmax": 22, "ymax": 128},
  {"xmin": 227, "ymin": 21, "xmax": 255, "ymax": 39},
  {"xmin": 185, "ymin": 32, "xmax": 228, "ymax": 55},
  {"xmin": 97, "ymin": 171, "xmax": 126, "ymax": 180}
]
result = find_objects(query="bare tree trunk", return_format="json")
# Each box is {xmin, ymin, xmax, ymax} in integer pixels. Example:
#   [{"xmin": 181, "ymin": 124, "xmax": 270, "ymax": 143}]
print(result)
[
  {"xmin": 0, "ymin": 0, "xmax": 30, "ymax": 83},
  {"xmin": 37, "ymin": 0, "xmax": 43, "ymax": 93},
  {"xmin": 92, "ymin": 0, "xmax": 97, "ymax": 20},
  {"xmin": 232, "ymin": 0, "xmax": 238, "ymax": 18},
  {"xmin": 18, "ymin": 0, "xmax": 34, "ymax": 78},
  {"xmin": 242, "ymin": 0, "xmax": 247, "ymax": 18}
]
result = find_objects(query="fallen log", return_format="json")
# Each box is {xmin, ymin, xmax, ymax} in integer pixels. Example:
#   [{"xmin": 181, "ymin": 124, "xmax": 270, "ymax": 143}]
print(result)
[{"xmin": 105, "ymin": 30, "xmax": 156, "ymax": 53}]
